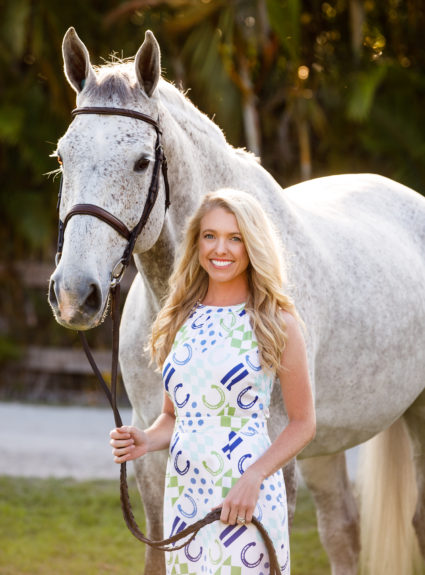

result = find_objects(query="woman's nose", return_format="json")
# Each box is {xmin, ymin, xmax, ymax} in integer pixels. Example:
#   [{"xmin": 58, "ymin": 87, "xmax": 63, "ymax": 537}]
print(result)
[{"xmin": 215, "ymin": 238, "xmax": 227, "ymax": 254}]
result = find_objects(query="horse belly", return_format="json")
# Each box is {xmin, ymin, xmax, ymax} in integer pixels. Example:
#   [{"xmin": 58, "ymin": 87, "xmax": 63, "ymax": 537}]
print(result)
[{"xmin": 288, "ymin": 176, "xmax": 425, "ymax": 456}]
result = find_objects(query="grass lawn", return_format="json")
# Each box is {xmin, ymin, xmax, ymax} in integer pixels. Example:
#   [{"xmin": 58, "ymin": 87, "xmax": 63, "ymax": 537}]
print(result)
[{"xmin": 0, "ymin": 476, "xmax": 329, "ymax": 574}]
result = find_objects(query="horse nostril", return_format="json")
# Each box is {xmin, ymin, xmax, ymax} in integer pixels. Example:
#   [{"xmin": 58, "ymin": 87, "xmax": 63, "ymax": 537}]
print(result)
[
  {"xmin": 84, "ymin": 283, "xmax": 102, "ymax": 312},
  {"xmin": 48, "ymin": 279, "xmax": 58, "ymax": 308}
]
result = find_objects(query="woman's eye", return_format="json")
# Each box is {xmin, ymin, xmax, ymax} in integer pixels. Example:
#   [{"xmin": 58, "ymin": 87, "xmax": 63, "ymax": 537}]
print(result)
[
  {"xmin": 134, "ymin": 157, "xmax": 150, "ymax": 172},
  {"xmin": 231, "ymin": 236, "xmax": 242, "ymax": 242},
  {"xmin": 203, "ymin": 233, "xmax": 214, "ymax": 240}
]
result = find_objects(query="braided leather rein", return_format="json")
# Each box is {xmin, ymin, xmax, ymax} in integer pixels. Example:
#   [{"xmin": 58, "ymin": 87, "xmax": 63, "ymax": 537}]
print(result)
[{"xmin": 55, "ymin": 106, "xmax": 282, "ymax": 574}]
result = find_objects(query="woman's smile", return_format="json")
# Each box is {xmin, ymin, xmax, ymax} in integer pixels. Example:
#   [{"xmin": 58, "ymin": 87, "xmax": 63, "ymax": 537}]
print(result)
[{"xmin": 210, "ymin": 258, "xmax": 234, "ymax": 268}]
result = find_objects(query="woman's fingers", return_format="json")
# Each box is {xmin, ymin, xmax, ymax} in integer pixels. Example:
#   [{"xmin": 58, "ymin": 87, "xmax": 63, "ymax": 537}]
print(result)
[
  {"xmin": 110, "ymin": 437, "xmax": 134, "ymax": 448},
  {"xmin": 109, "ymin": 426, "xmax": 149, "ymax": 463},
  {"xmin": 219, "ymin": 503, "xmax": 230, "ymax": 524},
  {"xmin": 219, "ymin": 496, "xmax": 256, "ymax": 525},
  {"xmin": 219, "ymin": 503, "xmax": 252, "ymax": 525},
  {"xmin": 112, "ymin": 444, "xmax": 135, "ymax": 455},
  {"xmin": 112, "ymin": 442, "xmax": 136, "ymax": 463},
  {"xmin": 113, "ymin": 452, "xmax": 133, "ymax": 464},
  {"xmin": 109, "ymin": 426, "xmax": 131, "ymax": 440},
  {"xmin": 245, "ymin": 508, "xmax": 253, "ymax": 523}
]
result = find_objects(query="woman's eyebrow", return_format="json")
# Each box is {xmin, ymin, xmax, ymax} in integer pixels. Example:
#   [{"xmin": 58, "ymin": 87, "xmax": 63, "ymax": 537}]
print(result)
[{"xmin": 201, "ymin": 228, "xmax": 242, "ymax": 235}]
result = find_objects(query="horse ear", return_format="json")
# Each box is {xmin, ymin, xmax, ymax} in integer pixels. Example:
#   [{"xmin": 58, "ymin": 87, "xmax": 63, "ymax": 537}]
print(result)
[
  {"xmin": 135, "ymin": 30, "xmax": 161, "ymax": 98},
  {"xmin": 62, "ymin": 27, "xmax": 95, "ymax": 94}
]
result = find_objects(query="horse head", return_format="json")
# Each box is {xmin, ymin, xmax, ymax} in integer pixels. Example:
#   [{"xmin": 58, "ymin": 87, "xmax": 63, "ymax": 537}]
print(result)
[{"xmin": 49, "ymin": 27, "xmax": 168, "ymax": 330}]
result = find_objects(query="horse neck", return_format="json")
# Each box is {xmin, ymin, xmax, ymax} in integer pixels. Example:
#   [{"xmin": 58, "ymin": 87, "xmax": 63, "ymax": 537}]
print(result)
[
  {"xmin": 158, "ymin": 84, "xmax": 238, "ymax": 194},
  {"xmin": 133, "ymin": 220, "xmax": 175, "ymax": 305}
]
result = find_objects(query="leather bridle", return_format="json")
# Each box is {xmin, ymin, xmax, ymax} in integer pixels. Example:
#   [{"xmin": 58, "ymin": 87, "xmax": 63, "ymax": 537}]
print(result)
[
  {"xmin": 55, "ymin": 106, "xmax": 170, "ymax": 283},
  {"xmin": 54, "ymin": 106, "xmax": 281, "ymax": 573}
]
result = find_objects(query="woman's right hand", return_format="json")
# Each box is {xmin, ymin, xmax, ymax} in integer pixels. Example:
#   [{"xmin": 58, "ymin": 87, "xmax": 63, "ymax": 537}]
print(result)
[{"xmin": 109, "ymin": 426, "xmax": 149, "ymax": 463}]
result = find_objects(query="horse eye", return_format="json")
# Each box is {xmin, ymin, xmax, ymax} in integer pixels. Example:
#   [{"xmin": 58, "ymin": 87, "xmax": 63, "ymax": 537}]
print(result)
[{"xmin": 134, "ymin": 157, "xmax": 150, "ymax": 172}]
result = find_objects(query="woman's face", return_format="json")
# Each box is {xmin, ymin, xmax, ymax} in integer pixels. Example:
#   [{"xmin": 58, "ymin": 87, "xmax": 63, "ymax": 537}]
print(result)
[{"xmin": 198, "ymin": 207, "xmax": 249, "ymax": 287}]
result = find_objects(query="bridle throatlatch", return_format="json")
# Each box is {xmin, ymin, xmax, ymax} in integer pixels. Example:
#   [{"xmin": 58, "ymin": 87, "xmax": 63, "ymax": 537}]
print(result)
[{"xmin": 54, "ymin": 106, "xmax": 281, "ymax": 573}]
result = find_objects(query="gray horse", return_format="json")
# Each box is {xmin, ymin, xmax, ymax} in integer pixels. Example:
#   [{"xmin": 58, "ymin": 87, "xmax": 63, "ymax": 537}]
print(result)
[{"xmin": 49, "ymin": 27, "xmax": 425, "ymax": 575}]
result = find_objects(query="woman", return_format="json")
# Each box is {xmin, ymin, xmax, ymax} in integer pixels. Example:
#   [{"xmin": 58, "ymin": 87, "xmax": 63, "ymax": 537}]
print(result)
[{"xmin": 110, "ymin": 189, "xmax": 316, "ymax": 574}]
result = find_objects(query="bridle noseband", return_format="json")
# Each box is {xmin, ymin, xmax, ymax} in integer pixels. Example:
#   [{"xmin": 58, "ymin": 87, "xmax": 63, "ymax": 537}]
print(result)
[{"xmin": 55, "ymin": 106, "xmax": 171, "ymax": 285}]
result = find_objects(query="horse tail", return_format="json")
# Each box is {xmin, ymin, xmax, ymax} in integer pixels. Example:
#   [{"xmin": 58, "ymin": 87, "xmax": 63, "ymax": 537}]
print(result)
[{"xmin": 357, "ymin": 418, "xmax": 422, "ymax": 575}]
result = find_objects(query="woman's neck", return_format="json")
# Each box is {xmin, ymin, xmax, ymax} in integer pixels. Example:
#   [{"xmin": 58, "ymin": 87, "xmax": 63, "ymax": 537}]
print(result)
[{"xmin": 201, "ymin": 279, "xmax": 249, "ymax": 307}]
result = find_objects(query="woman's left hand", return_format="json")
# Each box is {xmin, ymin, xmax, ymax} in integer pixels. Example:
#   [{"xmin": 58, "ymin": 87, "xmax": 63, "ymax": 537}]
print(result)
[{"xmin": 217, "ymin": 467, "xmax": 263, "ymax": 525}]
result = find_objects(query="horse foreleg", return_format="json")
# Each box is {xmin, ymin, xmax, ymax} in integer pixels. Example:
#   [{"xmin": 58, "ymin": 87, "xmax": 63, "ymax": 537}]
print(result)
[
  {"xmin": 298, "ymin": 452, "xmax": 359, "ymax": 575},
  {"xmin": 132, "ymin": 413, "xmax": 167, "ymax": 575},
  {"xmin": 283, "ymin": 458, "xmax": 298, "ymax": 530}
]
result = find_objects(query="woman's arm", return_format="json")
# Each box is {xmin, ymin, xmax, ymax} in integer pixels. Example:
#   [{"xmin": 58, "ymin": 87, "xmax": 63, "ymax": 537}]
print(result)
[
  {"xmin": 110, "ymin": 391, "xmax": 175, "ymax": 464},
  {"xmin": 220, "ymin": 311, "xmax": 316, "ymax": 524}
]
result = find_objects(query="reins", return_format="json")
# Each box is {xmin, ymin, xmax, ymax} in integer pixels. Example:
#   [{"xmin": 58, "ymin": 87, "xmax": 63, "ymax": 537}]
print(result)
[{"xmin": 54, "ymin": 106, "xmax": 281, "ymax": 573}]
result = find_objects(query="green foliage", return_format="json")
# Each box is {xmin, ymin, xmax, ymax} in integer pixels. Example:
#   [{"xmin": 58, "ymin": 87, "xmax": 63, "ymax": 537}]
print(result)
[
  {"xmin": 347, "ymin": 65, "xmax": 388, "ymax": 122},
  {"xmin": 0, "ymin": 0, "xmax": 424, "ymax": 262},
  {"xmin": 0, "ymin": 335, "xmax": 22, "ymax": 364}
]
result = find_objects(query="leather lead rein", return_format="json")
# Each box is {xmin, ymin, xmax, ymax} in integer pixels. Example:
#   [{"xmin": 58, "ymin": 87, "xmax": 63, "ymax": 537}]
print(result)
[{"xmin": 55, "ymin": 106, "xmax": 281, "ymax": 574}]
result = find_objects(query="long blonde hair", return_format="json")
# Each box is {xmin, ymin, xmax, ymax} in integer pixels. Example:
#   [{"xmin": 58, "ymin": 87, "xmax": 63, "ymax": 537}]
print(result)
[{"xmin": 149, "ymin": 189, "xmax": 298, "ymax": 373}]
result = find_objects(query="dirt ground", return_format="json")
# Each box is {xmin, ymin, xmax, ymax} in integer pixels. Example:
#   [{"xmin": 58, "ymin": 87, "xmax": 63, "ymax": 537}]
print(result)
[
  {"xmin": 0, "ymin": 402, "xmax": 133, "ymax": 479},
  {"xmin": 0, "ymin": 402, "xmax": 359, "ymax": 480}
]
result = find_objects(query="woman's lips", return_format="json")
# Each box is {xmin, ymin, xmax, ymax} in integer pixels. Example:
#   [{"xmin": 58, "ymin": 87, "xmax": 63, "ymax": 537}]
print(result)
[{"xmin": 210, "ymin": 259, "xmax": 233, "ymax": 268}]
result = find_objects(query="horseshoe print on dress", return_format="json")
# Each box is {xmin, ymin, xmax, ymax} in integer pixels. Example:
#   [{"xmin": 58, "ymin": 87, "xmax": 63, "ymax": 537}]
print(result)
[
  {"xmin": 238, "ymin": 453, "xmax": 252, "ymax": 474},
  {"xmin": 174, "ymin": 450, "xmax": 190, "ymax": 475},
  {"xmin": 184, "ymin": 539, "xmax": 203, "ymax": 562},
  {"xmin": 202, "ymin": 451, "xmax": 224, "ymax": 476},
  {"xmin": 240, "ymin": 425, "xmax": 258, "ymax": 437},
  {"xmin": 172, "ymin": 343, "xmax": 192, "ymax": 365},
  {"xmin": 173, "ymin": 383, "xmax": 190, "ymax": 408},
  {"xmin": 177, "ymin": 493, "xmax": 198, "ymax": 518},
  {"xmin": 246, "ymin": 350, "xmax": 262, "ymax": 371},
  {"xmin": 219, "ymin": 311, "xmax": 237, "ymax": 334},
  {"xmin": 191, "ymin": 312, "xmax": 210, "ymax": 330},
  {"xmin": 237, "ymin": 386, "xmax": 259, "ymax": 409},
  {"xmin": 202, "ymin": 384, "xmax": 225, "ymax": 410},
  {"xmin": 209, "ymin": 539, "xmax": 224, "ymax": 565},
  {"xmin": 241, "ymin": 542, "xmax": 264, "ymax": 568}
]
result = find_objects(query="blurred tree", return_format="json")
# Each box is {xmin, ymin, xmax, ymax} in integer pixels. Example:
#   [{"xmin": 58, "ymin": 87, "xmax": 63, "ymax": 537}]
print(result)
[{"xmin": 0, "ymin": 0, "xmax": 424, "ymax": 353}]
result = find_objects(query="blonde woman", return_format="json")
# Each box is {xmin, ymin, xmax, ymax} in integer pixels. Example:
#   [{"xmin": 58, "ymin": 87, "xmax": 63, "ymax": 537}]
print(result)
[{"xmin": 110, "ymin": 189, "xmax": 316, "ymax": 574}]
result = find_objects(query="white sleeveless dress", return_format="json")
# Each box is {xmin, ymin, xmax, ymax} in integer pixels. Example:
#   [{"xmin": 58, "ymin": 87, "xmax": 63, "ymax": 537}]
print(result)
[{"xmin": 162, "ymin": 303, "xmax": 290, "ymax": 574}]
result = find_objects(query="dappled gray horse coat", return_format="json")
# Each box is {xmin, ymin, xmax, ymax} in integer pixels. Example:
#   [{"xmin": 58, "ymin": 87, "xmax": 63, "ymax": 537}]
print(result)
[{"xmin": 49, "ymin": 27, "xmax": 425, "ymax": 575}]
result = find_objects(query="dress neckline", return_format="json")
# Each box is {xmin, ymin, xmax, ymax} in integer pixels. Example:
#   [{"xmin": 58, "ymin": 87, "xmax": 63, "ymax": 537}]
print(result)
[{"xmin": 197, "ymin": 301, "xmax": 246, "ymax": 309}]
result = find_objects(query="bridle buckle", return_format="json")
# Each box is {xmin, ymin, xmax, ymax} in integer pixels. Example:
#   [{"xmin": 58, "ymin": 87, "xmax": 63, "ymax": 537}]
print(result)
[{"xmin": 110, "ymin": 258, "xmax": 126, "ymax": 287}]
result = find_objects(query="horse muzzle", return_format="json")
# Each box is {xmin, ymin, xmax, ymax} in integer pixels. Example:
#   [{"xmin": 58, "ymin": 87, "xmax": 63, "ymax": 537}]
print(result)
[{"xmin": 48, "ymin": 267, "xmax": 107, "ymax": 330}]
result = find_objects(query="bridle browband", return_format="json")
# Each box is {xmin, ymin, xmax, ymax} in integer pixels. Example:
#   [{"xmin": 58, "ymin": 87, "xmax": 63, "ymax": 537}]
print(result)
[
  {"xmin": 53, "ymin": 106, "xmax": 281, "ymax": 574},
  {"xmin": 55, "ymin": 106, "xmax": 170, "ymax": 283}
]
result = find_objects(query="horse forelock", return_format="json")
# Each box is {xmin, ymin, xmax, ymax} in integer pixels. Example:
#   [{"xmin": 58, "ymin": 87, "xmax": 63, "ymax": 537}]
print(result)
[{"xmin": 84, "ymin": 62, "xmax": 139, "ymax": 104}]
